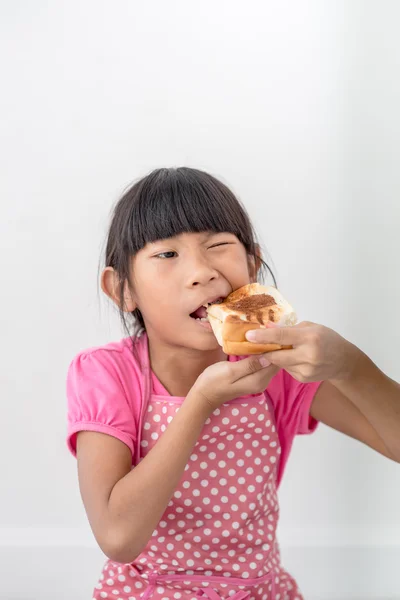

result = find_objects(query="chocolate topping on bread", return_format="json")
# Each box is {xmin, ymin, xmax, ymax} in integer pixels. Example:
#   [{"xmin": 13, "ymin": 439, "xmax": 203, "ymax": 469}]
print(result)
[
  {"xmin": 225, "ymin": 293, "xmax": 276, "ymax": 313},
  {"xmin": 206, "ymin": 283, "xmax": 297, "ymax": 355}
]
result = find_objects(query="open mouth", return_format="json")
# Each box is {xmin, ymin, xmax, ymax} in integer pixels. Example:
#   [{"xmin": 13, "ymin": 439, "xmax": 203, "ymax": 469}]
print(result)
[{"xmin": 189, "ymin": 297, "xmax": 224, "ymax": 321}]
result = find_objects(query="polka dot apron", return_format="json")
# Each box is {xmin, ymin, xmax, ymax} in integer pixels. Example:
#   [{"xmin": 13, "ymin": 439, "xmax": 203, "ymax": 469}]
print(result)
[{"xmin": 92, "ymin": 340, "xmax": 304, "ymax": 600}]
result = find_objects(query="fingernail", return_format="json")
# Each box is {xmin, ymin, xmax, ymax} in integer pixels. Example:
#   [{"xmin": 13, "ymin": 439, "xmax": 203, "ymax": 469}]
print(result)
[
  {"xmin": 259, "ymin": 356, "xmax": 271, "ymax": 367},
  {"xmin": 246, "ymin": 330, "xmax": 257, "ymax": 341}
]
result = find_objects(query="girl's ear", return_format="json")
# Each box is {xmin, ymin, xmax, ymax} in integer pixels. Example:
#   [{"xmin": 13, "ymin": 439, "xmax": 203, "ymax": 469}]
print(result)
[
  {"xmin": 248, "ymin": 244, "xmax": 263, "ymax": 282},
  {"xmin": 101, "ymin": 267, "xmax": 137, "ymax": 312}
]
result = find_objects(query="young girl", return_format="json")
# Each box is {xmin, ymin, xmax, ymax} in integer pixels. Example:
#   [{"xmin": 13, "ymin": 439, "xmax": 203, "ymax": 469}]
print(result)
[{"xmin": 66, "ymin": 167, "xmax": 400, "ymax": 600}]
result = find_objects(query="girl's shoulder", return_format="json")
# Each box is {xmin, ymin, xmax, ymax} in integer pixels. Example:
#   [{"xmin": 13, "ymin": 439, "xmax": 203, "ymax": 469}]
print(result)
[
  {"xmin": 66, "ymin": 334, "xmax": 148, "ymax": 411},
  {"xmin": 70, "ymin": 335, "xmax": 141, "ymax": 359},
  {"xmin": 68, "ymin": 334, "xmax": 146, "ymax": 377},
  {"xmin": 66, "ymin": 335, "xmax": 147, "ymax": 458}
]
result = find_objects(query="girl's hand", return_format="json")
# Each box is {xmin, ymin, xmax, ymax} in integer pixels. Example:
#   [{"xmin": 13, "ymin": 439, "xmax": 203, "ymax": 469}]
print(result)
[
  {"xmin": 189, "ymin": 356, "xmax": 280, "ymax": 414},
  {"xmin": 245, "ymin": 321, "xmax": 360, "ymax": 383}
]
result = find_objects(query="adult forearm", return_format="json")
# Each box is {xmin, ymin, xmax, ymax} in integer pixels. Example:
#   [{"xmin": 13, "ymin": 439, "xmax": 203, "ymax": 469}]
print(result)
[{"xmin": 330, "ymin": 349, "xmax": 400, "ymax": 462}]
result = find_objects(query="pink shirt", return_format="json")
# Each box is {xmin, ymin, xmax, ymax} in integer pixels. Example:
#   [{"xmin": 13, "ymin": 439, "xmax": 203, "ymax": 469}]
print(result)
[{"xmin": 66, "ymin": 334, "xmax": 322, "ymax": 486}]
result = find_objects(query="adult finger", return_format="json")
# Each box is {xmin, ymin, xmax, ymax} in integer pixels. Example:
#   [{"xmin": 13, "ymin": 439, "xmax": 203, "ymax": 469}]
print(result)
[
  {"xmin": 245, "ymin": 325, "xmax": 304, "ymax": 347},
  {"xmin": 245, "ymin": 326, "xmax": 294, "ymax": 346},
  {"xmin": 264, "ymin": 349, "xmax": 302, "ymax": 368}
]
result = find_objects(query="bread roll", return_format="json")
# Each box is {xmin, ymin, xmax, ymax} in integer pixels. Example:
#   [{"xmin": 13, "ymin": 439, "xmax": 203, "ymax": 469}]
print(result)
[{"xmin": 207, "ymin": 283, "xmax": 297, "ymax": 355}]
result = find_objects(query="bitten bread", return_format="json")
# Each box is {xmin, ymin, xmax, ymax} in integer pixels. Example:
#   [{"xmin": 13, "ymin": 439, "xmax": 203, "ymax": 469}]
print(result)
[{"xmin": 207, "ymin": 283, "xmax": 297, "ymax": 355}]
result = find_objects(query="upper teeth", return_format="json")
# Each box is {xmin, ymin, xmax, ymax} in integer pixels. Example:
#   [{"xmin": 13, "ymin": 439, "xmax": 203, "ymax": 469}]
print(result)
[{"xmin": 203, "ymin": 299, "xmax": 223, "ymax": 308}]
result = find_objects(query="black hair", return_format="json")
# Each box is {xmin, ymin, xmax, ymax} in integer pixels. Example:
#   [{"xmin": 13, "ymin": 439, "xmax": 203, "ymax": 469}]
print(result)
[{"xmin": 104, "ymin": 167, "xmax": 276, "ymax": 336}]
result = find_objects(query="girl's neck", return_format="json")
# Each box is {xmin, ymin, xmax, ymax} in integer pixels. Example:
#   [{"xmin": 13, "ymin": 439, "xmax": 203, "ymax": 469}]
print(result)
[{"xmin": 146, "ymin": 333, "xmax": 227, "ymax": 397}]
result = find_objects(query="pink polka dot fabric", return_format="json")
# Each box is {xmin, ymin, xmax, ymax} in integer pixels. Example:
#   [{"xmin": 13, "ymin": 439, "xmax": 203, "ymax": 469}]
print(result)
[
  {"xmin": 66, "ymin": 335, "xmax": 322, "ymax": 600},
  {"xmin": 91, "ymin": 391, "xmax": 302, "ymax": 599}
]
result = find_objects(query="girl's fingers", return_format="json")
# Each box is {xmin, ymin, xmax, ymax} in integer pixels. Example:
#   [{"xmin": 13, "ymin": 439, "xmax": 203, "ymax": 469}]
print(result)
[
  {"xmin": 233, "ymin": 364, "xmax": 280, "ymax": 398},
  {"xmin": 228, "ymin": 354, "xmax": 272, "ymax": 383}
]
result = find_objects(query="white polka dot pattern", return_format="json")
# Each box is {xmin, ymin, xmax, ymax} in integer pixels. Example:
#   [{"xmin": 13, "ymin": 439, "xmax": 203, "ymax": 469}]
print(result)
[{"xmin": 91, "ymin": 395, "xmax": 304, "ymax": 600}]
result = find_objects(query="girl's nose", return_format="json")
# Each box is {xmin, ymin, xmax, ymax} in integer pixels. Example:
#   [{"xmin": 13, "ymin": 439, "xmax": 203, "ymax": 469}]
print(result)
[{"xmin": 186, "ymin": 257, "xmax": 219, "ymax": 287}]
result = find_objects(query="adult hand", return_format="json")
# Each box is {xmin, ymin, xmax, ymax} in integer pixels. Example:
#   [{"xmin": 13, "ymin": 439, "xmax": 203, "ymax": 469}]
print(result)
[{"xmin": 245, "ymin": 321, "xmax": 361, "ymax": 383}]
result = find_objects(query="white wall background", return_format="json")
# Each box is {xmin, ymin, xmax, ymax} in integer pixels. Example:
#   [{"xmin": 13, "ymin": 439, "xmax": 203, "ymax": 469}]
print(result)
[{"xmin": 1, "ymin": 1, "xmax": 399, "ymax": 599}]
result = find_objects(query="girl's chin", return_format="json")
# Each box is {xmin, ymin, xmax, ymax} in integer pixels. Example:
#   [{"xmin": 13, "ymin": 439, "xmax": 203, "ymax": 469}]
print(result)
[{"xmin": 184, "ymin": 318, "xmax": 222, "ymax": 350}]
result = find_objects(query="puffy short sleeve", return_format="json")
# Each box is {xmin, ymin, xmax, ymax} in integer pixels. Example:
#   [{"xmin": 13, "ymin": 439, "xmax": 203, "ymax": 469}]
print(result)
[
  {"xmin": 275, "ymin": 369, "xmax": 323, "ymax": 435},
  {"xmin": 66, "ymin": 349, "xmax": 137, "ymax": 458},
  {"xmin": 267, "ymin": 369, "xmax": 324, "ymax": 487}
]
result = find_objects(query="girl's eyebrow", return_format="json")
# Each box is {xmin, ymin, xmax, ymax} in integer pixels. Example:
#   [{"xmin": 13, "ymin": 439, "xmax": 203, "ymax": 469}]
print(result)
[
  {"xmin": 202, "ymin": 231, "xmax": 219, "ymax": 239},
  {"xmin": 202, "ymin": 231, "xmax": 233, "ymax": 239}
]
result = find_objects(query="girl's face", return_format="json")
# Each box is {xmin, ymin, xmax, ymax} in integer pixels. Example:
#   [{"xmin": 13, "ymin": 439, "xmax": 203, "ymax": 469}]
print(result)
[{"xmin": 130, "ymin": 231, "xmax": 255, "ymax": 352}]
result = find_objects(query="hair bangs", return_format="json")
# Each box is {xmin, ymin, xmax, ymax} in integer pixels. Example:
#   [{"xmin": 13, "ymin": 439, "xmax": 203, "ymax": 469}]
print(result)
[{"xmin": 130, "ymin": 168, "xmax": 246, "ymax": 253}]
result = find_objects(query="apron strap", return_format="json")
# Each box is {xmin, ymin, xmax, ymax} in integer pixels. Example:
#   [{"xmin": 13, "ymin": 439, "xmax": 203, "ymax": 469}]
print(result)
[{"xmin": 134, "ymin": 333, "xmax": 152, "ymax": 466}]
